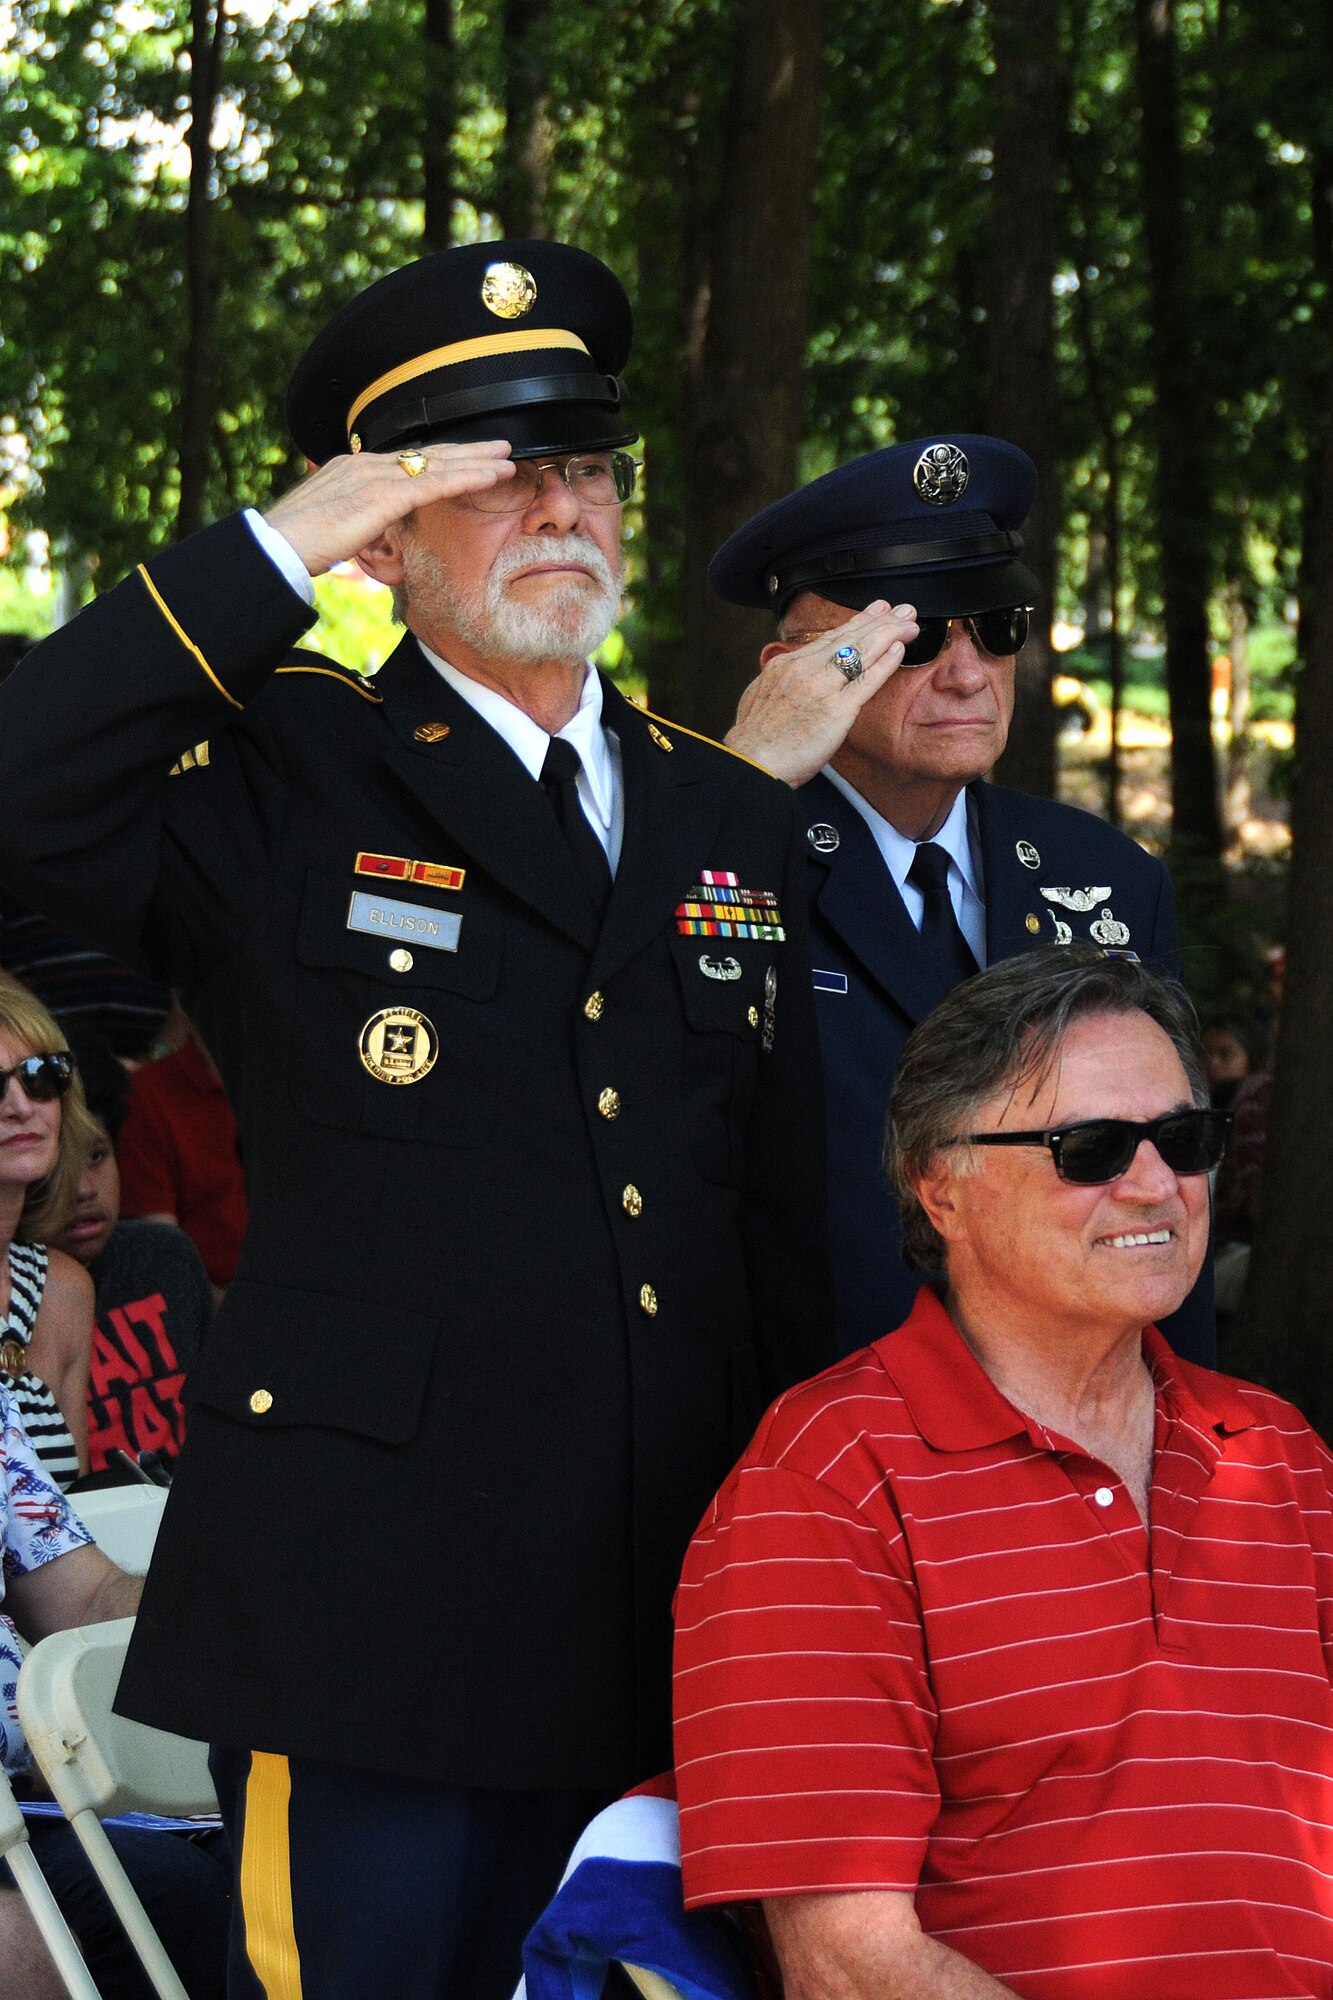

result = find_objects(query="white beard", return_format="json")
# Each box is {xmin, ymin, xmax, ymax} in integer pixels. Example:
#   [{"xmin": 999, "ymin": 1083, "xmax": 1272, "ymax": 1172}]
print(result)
[{"xmin": 400, "ymin": 532, "xmax": 623, "ymax": 665}]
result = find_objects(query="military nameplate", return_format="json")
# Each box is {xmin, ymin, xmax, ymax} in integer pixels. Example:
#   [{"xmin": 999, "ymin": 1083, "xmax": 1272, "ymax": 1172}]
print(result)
[
  {"xmin": 347, "ymin": 892, "xmax": 462, "ymax": 953},
  {"xmin": 358, "ymin": 1007, "xmax": 439, "ymax": 1086}
]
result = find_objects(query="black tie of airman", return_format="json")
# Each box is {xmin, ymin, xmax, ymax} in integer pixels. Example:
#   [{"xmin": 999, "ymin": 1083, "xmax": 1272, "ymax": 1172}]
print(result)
[
  {"xmin": 540, "ymin": 736, "xmax": 612, "ymax": 918},
  {"xmin": 907, "ymin": 840, "xmax": 978, "ymax": 991}
]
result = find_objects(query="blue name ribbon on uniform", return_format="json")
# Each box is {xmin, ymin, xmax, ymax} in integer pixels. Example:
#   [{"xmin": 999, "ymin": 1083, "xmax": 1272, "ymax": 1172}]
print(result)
[{"xmin": 346, "ymin": 891, "xmax": 462, "ymax": 951}]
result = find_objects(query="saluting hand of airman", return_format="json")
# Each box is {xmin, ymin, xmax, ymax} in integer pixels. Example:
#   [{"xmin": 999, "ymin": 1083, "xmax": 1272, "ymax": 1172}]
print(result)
[
  {"xmin": 725, "ymin": 599, "xmax": 920, "ymax": 787},
  {"xmin": 263, "ymin": 440, "xmax": 517, "ymax": 578}
]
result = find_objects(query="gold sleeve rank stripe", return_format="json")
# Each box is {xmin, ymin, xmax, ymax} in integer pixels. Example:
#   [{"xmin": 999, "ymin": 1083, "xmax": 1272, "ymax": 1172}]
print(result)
[
  {"xmin": 168, "ymin": 740, "xmax": 212, "ymax": 776},
  {"xmin": 136, "ymin": 566, "xmax": 243, "ymax": 710}
]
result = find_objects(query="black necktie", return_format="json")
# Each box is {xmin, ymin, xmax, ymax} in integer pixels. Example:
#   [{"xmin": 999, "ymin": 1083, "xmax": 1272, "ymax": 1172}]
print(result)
[
  {"xmin": 540, "ymin": 737, "xmax": 612, "ymax": 918},
  {"xmin": 907, "ymin": 841, "xmax": 978, "ymax": 990}
]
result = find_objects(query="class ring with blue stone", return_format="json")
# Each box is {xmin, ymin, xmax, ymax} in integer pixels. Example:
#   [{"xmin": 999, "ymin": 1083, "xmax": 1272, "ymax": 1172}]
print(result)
[{"xmin": 831, "ymin": 642, "xmax": 865, "ymax": 683}]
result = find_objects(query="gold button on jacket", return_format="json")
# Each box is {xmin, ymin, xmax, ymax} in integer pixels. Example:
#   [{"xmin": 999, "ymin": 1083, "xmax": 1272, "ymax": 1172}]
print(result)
[
  {"xmin": 597, "ymin": 1087, "xmax": 621, "ymax": 1121},
  {"xmin": 639, "ymin": 1284, "xmax": 658, "ymax": 1317}
]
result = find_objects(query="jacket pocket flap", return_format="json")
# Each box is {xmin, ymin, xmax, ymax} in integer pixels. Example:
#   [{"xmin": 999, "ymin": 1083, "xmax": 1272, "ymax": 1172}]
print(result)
[
  {"xmin": 297, "ymin": 870, "xmax": 500, "ymax": 998},
  {"xmin": 187, "ymin": 1280, "xmax": 437, "ymax": 1443}
]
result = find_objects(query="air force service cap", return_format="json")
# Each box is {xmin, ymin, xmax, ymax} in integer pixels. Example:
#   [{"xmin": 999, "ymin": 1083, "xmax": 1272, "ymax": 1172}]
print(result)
[
  {"xmin": 709, "ymin": 434, "xmax": 1040, "ymax": 619},
  {"xmin": 287, "ymin": 239, "xmax": 636, "ymax": 464}
]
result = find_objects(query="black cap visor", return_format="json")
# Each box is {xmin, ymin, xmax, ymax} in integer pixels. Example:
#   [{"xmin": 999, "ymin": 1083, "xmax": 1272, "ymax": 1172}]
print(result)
[
  {"xmin": 363, "ymin": 369, "xmax": 635, "ymax": 459},
  {"xmin": 802, "ymin": 556, "xmax": 1040, "ymax": 620}
]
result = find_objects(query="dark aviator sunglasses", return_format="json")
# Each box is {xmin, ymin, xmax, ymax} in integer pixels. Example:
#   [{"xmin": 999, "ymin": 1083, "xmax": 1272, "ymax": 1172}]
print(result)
[
  {"xmin": 959, "ymin": 1108, "xmax": 1232, "ymax": 1186},
  {"xmin": 788, "ymin": 605, "xmax": 1030, "ymax": 667},
  {"xmin": 901, "ymin": 605, "xmax": 1031, "ymax": 668},
  {"xmin": 0, "ymin": 1053, "xmax": 76, "ymax": 1104}
]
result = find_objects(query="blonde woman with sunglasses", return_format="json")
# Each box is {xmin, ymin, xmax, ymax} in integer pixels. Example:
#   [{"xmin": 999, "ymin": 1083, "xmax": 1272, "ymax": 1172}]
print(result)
[{"xmin": 0, "ymin": 979, "xmax": 100, "ymax": 1486}]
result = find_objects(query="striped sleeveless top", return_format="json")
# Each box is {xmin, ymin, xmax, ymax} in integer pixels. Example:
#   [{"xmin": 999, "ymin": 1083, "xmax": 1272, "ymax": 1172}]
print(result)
[{"xmin": 1, "ymin": 1243, "xmax": 81, "ymax": 1491}]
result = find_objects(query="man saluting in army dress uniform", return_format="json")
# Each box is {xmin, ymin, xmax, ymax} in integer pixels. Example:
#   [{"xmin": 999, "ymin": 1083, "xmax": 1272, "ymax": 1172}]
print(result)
[{"xmin": 0, "ymin": 242, "xmax": 832, "ymax": 1998}]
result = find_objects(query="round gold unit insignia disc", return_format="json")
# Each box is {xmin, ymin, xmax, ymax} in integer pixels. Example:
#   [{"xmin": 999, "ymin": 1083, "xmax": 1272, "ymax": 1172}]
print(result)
[
  {"xmin": 358, "ymin": 1006, "xmax": 439, "ymax": 1086},
  {"xmin": 481, "ymin": 261, "xmax": 537, "ymax": 319}
]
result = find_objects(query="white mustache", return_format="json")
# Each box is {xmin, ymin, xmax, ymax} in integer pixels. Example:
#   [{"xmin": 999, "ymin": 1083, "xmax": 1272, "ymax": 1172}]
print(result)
[{"xmin": 488, "ymin": 535, "xmax": 620, "ymax": 594}]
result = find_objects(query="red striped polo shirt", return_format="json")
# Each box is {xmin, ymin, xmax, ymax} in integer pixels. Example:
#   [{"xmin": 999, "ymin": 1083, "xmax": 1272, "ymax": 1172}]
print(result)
[{"xmin": 674, "ymin": 1287, "xmax": 1333, "ymax": 1997}]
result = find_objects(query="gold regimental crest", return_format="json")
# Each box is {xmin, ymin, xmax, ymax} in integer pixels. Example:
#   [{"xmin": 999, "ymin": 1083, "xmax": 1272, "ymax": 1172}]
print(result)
[
  {"xmin": 358, "ymin": 1006, "xmax": 439, "ymax": 1086},
  {"xmin": 481, "ymin": 262, "xmax": 538, "ymax": 320}
]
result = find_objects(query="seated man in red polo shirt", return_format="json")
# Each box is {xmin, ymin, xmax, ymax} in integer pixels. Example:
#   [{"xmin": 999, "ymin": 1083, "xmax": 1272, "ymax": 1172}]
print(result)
[{"xmin": 674, "ymin": 947, "xmax": 1333, "ymax": 1999}]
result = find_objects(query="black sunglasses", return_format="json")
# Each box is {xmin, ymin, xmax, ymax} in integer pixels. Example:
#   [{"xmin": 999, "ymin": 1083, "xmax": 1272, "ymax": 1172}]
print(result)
[
  {"xmin": 902, "ymin": 606, "xmax": 1031, "ymax": 668},
  {"xmin": 960, "ymin": 1108, "xmax": 1232, "ymax": 1185},
  {"xmin": 0, "ymin": 1052, "xmax": 75, "ymax": 1104}
]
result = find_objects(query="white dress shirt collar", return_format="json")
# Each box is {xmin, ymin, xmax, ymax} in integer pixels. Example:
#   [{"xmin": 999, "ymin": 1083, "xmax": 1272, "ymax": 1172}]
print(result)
[
  {"xmin": 821, "ymin": 770, "xmax": 986, "ymax": 963},
  {"xmin": 417, "ymin": 643, "xmax": 623, "ymax": 866}
]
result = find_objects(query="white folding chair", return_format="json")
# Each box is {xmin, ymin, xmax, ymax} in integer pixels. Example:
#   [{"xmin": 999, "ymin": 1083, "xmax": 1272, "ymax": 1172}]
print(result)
[
  {"xmin": 66, "ymin": 1487, "xmax": 168, "ymax": 1574},
  {"xmin": 621, "ymin": 1969, "xmax": 690, "ymax": 2000},
  {"xmin": 17, "ymin": 1618, "xmax": 217, "ymax": 2000},
  {"xmin": 0, "ymin": 1760, "xmax": 102, "ymax": 1998}
]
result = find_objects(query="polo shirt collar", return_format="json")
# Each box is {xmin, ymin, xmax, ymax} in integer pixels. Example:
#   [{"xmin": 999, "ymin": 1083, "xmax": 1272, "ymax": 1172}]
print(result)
[{"xmin": 875, "ymin": 1286, "xmax": 1259, "ymax": 1453}]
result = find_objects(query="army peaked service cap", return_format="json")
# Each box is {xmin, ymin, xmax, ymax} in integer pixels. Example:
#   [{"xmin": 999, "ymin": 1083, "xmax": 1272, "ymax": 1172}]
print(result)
[
  {"xmin": 287, "ymin": 239, "xmax": 637, "ymax": 464},
  {"xmin": 709, "ymin": 434, "xmax": 1040, "ymax": 620}
]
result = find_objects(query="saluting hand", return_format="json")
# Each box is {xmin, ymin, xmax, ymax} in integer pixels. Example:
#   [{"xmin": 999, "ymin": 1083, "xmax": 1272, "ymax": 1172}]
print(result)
[
  {"xmin": 262, "ymin": 441, "xmax": 517, "ymax": 578},
  {"xmin": 725, "ymin": 601, "xmax": 920, "ymax": 788}
]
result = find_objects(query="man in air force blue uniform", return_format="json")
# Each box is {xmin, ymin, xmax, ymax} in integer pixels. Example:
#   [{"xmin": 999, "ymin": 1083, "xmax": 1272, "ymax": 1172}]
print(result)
[
  {"xmin": 712, "ymin": 435, "xmax": 1213, "ymax": 1365},
  {"xmin": 0, "ymin": 242, "xmax": 832, "ymax": 1998}
]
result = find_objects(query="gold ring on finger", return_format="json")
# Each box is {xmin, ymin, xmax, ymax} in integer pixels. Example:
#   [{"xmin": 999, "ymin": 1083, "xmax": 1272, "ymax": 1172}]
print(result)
[{"xmin": 397, "ymin": 449, "xmax": 428, "ymax": 478}]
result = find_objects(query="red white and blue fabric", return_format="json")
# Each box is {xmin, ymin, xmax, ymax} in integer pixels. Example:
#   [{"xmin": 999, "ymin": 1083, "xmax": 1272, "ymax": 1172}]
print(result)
[{"xmin": 518, "ymin": 1786, "xmax": 754, "ymax": 2000}]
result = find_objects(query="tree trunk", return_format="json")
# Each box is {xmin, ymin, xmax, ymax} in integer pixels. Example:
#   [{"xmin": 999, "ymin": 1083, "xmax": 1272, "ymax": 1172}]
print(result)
[
  {"xmin": 1132, "ymin": 0, "xmax": 1223, "ymax": 862},
  {"xmin": 1237, "ymin": 371, "xmax": 1333, "ymax": 1437},
  {"xmin": 986, "ymin": 0, "xmax": 1064, "ymax": 800},
  {"xmin": 1222, "ymin": 577, "xmax": 1251, "ymax": 836},
  {"xmin": 499, "ymin": 0, "xmax": 553, "ymax": 238},
  {"xmin": 177, "ymin": 0, "xmax": 227, "ymax": 541},
  {"xmin": 421, "ymin": 0, "xmax": 456, "ymax": 250},
  {"xmin": 679, "ymin": 0, "xmax": 825, "ymax": 742}
]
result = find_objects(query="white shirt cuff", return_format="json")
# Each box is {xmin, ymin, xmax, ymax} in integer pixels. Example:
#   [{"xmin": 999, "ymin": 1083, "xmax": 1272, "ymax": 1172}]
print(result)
[{"xmin": 243, "ymin": 508, "xmax": 316, "ymax": 607}]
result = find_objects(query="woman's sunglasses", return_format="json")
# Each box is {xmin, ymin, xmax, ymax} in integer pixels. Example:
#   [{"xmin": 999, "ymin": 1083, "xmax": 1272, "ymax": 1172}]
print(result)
[
  {"xmin": 0, "ymin": 1052, "xmax": 76, "ymax": 1104},
  {"xmin": 958, "ymin": 1108, "xmax": 1232, "ymax": 1185},
  {"xmin": 901, "ymin": 606, "xmax": 1031, "ymax": 668}
]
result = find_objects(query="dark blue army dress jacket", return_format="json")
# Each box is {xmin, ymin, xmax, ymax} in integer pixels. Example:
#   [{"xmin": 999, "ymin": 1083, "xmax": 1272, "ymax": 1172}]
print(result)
[
  {"xmin": 799, "ymin": 769, "xmax": 1215, "ymax": 1366},
  {"xmin": 0, "ymin": 514, "xmax": 834, "ymax": 1790}
]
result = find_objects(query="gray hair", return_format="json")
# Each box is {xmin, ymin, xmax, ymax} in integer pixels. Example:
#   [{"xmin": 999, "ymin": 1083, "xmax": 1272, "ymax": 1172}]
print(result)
[{"xmin": 887, "ymin": 946, "xmax": 1208, "ymax": 1272}]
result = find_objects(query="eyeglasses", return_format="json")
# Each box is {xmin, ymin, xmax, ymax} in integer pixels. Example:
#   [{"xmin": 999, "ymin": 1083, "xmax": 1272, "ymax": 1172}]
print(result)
[
  {"xmin": 959, "ymin": 1108, "xmax": 1232, "ymax": 1185},
  {"xmin": 784, "ymin": 606, "xmax": 1031, "ymax": 667},
  {"xmin": 0, "ymin": 1053, "xmax": 75, "ymax": 1104},
  {"xmin": 902, "ymin": 607, "xmax": 1031, "ymax": 667},
  {"xmin": 465, "ymin": 451, "xmax": 640, "ymax": 515}
]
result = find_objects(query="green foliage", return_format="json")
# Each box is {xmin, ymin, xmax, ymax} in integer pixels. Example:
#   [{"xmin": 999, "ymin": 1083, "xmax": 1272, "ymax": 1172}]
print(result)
[{"xmin": 1, "ymin": 0, "xmax": 1328, "ymax": 819}]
